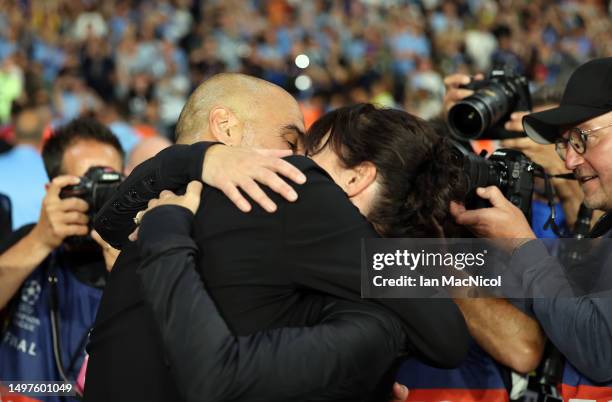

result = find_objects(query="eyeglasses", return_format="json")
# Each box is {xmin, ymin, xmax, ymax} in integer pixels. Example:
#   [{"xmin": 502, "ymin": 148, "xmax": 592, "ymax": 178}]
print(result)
[{"xmin": 554, "ymin": 121, "xmax": 612, "ymax": 160}]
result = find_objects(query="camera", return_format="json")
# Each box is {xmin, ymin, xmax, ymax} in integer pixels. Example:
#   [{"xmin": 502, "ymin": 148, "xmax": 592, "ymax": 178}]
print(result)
[
  {"xmin": 59, "ymin": 166, "xmax": 124, "ymax": 228},
  {"xmin": 459, "ymin": 148, "xmax": 536, "ymax": 219},
  {"xmin": 448, "ymin": 66, "xmax": 532, "ymax": 140}
]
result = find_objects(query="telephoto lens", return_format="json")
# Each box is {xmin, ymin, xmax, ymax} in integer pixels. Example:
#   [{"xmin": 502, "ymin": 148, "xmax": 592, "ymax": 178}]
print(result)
[
  {"xmin": 448, "ymin": 67, "xmax": 532, "ymax": 140},
  {"xmin": 448, "ymin": 84, "xmax": 512, "ymax": 139}
]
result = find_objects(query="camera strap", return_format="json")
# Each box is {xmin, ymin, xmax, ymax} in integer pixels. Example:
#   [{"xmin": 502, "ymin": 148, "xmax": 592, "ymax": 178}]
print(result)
[
  {"xmin": 48, "ymin": 254, "xmax": 87, "ymax": 400},
  {"xmin": 534, "ymin": 166, "xmax": 563, "ymax": 237},
  {"xmin": 548, "ymin": 173, "xmax": 576, "ymax": 180},
  {"xmin": 590, "ymin": 212, "xmax": 612, "ymax": 238},
  {"xmin": 537, "ymin": 172, "xmax": 612, "ymax": 238}
]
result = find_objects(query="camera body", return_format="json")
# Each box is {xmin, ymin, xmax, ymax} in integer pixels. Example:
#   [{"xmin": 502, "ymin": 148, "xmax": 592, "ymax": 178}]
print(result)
[
  {"xmin": 59, "ymin": 166, "xmax": 123, "ymax": 228},
  {"xmin": 461, "ymin": 148, "xmax": 535, "ymax": 219},
  {"xmin": 448, "ymin": 67, "xmax": 532, "ymax": 140}
]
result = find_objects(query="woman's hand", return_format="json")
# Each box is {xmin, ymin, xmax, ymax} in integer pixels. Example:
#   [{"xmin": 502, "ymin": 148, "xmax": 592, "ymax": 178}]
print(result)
[
  {"xmin": 129, "ymin": 181, "xmax": 203, "ymax": 241},
  {"xmin": 201, "ymin": 145, "xmax": 307, "ymax": 213},
  {"xmin": 143, "ymin": 181, "xmax": 204, "ymax": 215}
]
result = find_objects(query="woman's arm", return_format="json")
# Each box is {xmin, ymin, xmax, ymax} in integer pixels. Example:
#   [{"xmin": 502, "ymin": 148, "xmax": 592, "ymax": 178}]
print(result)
[
  {"xmin": 136, "ymin": 204, "xmax": 406, "ymax": 402},
  {"xmin": 94, "ymin": 142, "xmax": 304, "ymax": 249},
  {"xmin": 279, "ymin": 156, "xmax": 470, "ymax": 368},
  {"xmin": 94, "ymin": 142, "xmax": 212, "ymax": 248}
]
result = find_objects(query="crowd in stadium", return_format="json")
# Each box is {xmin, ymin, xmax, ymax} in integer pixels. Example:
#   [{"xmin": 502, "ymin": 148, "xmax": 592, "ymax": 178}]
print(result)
[
  {"xmin": 1, "ymin": 1, "xmax": 612, "ymax": 402},
  {"xmin": 1, "ymin": 0, "xmax": 611, "ymax": 142}
]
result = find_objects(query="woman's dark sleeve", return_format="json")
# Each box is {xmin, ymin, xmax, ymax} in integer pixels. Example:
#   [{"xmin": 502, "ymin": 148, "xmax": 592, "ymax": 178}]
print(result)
[
  {"xmin": 280, "ymin": 157, "xmax": 469, "ymax": 368},
  {"xmin": 94, "ymin": 141, "xmax": 218, "ymax": 249},
  {"xmin": 136, "ymin": 205, "xmax": 406, "ymax": 402}
]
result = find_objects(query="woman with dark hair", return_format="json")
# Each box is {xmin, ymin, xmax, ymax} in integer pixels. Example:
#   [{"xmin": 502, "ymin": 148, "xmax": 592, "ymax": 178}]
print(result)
[
  {"xmin": 303, "ymin": 103, "xmax": 466, "ymax": 238},
  {"xmin": 89, "ymin": 103, "xmax": 468, "ymax": 402}
]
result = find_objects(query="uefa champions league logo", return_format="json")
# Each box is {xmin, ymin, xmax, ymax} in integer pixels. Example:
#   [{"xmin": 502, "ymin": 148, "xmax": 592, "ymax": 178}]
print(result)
[{"xmin": 21, "ymin": 280, "xmax": 42, "ymax": 306}]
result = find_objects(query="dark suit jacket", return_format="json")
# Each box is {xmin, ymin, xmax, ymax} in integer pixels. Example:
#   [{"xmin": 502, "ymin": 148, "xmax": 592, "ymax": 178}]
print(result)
[
  {"xmin": 134, "ymin": 205, "xmax": 407, "ymax": 402},
  {"xmin": 86, "ymin": 143, "xmax": 469, "ymax": 402},
  {"xmin": 190, "ymin": 155, "xmax": 467, "ymax": 360}
]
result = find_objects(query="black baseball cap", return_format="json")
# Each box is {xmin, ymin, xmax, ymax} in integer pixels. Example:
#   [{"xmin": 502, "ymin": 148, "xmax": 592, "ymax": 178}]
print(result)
[{"xmin": 523, "ymin": 57, "xmax": 612, "ymax": 144}]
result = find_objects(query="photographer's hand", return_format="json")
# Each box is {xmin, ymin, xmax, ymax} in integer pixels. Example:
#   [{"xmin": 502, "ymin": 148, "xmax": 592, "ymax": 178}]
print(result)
[
  {"xmin": 202, "ymin": 145, "xmax": 306, "ymax": 213},
  {"xmin": 443, "ymin": 73, "xmax": 484, "ymax": 116},
  {"xmin": 31, "ymin": 175, "xmax": 90, "ymax": 250},
  {"xmin": 503, "ymin": 111, "xmax": 530, "ymax": 133},
  {"xmin": 500, "ymin": 129, "xmax": 568, "ymax": 176},
  {"xmin": 450, "ymin": 186, "xmax": 535, "ymax": 252},
  {"xmin": 0, "ymin": 176, "xmax": 90, "ymax": 309}
]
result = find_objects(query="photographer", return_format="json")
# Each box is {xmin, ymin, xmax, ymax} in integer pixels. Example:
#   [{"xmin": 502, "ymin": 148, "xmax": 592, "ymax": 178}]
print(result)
[
  {"xmin": 451, "ymin": 57, "xmax": 612, "ymax": 398},
  {"xmin": 444, "ymin": 73, "xmax": 600, "ymax": 234},
  {"xmin": 395, "ymin": 70, "xmax": 558, "ymax": 401},
  {"xmin": 0, "ymin": 118, "xmax": 123, "ymax": 399}
]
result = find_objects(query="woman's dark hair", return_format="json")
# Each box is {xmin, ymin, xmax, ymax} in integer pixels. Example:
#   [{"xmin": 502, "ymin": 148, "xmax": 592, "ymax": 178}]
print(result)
[
  {"xmin": 304, "ymin": 103, "xmax": 466, "ymax": 237},
  {"xmin": 42, "ymin": 117, "xmax": 124, "ymax": 180}
]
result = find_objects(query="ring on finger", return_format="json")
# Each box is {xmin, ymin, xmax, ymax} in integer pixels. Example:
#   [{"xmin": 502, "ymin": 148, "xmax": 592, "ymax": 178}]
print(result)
[{"xmin": 133, "ymin": 211, "xmax": 145, "ymax": 225}]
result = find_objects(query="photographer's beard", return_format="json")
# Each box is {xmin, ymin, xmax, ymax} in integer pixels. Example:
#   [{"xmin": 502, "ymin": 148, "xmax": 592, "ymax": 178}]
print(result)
[
  {"xmin": 575, "ymin": 161, "xmax": 612, "ymax": 212},
  {"xmin": 580, "ymin": 177, "xmax": 612, "ymax": 211},
  {"xmin": 568, "ymin": 112, "xmax": 612, "ymax": 212}
]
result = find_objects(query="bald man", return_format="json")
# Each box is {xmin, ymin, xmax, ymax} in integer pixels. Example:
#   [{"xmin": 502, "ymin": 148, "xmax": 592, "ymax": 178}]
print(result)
[
  {"xmin": 124, "ymin": 136, "xmax": 172, "ymax": 176},
  {"xmin": 94, "ymin": 74, "xmax": 305, "ymax": 246},
  {"xmin": 174, "ymin": 73, "xmax": 304, "ymax": 149},
  {"xmin": 86, "ymin": 74, "xmax": 314, "ymax": 402}
]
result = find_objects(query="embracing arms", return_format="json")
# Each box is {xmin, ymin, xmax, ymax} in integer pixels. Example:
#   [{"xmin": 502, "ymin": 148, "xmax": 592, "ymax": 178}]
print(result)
[
  {"xmin": 94, "ymin": 142, "xmax": 305, "ymax": 249},
  {"xmin": 135, "ymin": 199, "xmax": 406, "ymax": 402},
  {"xmin": 96, "ymin": 144, "xmax": 469, "ymax": 369}
]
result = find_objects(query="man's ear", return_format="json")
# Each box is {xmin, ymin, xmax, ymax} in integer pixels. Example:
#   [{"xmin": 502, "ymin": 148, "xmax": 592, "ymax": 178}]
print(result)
[
  {"xmin": 209, "ymin": 107, "xmax": 242, "ymax": 146},
  {"xmin": 345, "ymin": 161, "xmax": 377, "ymax": 198}
]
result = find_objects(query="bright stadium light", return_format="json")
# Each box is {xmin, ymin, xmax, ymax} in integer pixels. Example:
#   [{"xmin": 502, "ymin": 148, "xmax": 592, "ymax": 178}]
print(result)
[
  {"xmin": 294, "ymin": 54, "xmax": 310, "ymax": 69},
  {"xmin": 295, "ymin": 74, "xmax": 312, "ymax": 91}
]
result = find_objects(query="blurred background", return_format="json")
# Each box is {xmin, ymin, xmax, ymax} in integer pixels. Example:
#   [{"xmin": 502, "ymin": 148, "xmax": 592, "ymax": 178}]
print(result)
[
  {"xmin": 1, "ymin": 2, "xmax": 611, "ymax": 396},
  {"xmin": 1, "ymin": 0, "xmax": 611, "ymax": 149}
]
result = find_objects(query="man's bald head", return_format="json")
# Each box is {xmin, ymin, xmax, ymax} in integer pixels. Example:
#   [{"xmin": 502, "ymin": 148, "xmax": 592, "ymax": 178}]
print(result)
[
  {"xmin": 125, "ymin": 136, "xmax": 172, "ymax": 175},
  {"xmin": 175, "ymin": 73, "xmax": 302, "ymax": 147},
  {"xmin": 15, "ymin": 108, "xmax": 44, "ymax": 145}
]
